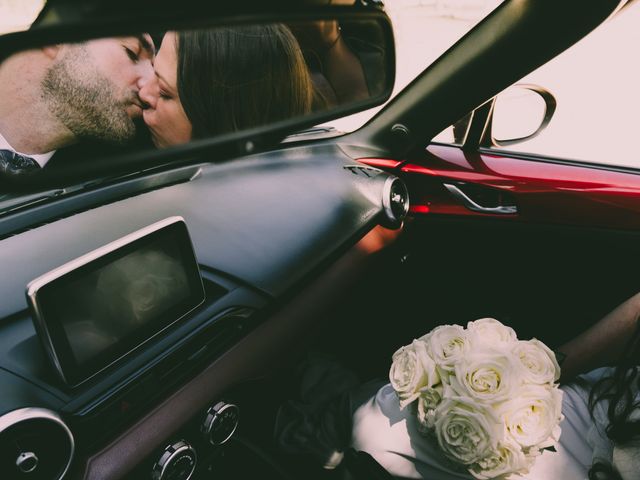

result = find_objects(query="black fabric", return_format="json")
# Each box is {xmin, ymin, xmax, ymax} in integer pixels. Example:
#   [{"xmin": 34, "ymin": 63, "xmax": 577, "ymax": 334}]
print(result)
[
  {"xmin": 342, "ymin": 449, "xmax": 396, "ymax": 480},
  {"xmin": 274, "ymin": 353, "xmax": 394, "ymax": 479},
  {"xmin": 274, "ymin": 352, "xmax": 360, "ymax": 467},
  {"xmin": 0, "ymin": 149, "xmax": 41, "ymax": 178}
]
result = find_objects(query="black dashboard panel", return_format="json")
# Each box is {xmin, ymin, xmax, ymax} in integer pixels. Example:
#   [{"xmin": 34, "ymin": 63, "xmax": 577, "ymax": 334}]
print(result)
[
  {"xmin": 0, "ymin": 142, "xmax": 400, "ymax": 479},
  {"xmin": 0, "ymin": 144, "xmax": 386, "ymax": 319}
]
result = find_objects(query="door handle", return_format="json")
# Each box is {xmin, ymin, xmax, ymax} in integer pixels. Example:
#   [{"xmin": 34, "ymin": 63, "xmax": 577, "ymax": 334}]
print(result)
[{"xmin": 443, "ymin": 183, "xmax": 518, "ymax": 214}]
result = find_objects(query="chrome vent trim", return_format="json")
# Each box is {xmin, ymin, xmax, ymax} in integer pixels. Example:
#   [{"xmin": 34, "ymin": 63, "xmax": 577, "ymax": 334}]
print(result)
[
  {"xmin": 381, "ymin": 176, "xmax": 410, "ymax": 228},
  {"xmin": 0, "ymin": 407, "xmax": 74, "ymax": 480}
]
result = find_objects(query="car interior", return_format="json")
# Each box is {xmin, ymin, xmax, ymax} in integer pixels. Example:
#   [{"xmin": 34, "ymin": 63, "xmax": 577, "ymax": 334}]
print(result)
[{"xmin": 0, "ymin": 0, "xmax": 636, "ymax": 479}]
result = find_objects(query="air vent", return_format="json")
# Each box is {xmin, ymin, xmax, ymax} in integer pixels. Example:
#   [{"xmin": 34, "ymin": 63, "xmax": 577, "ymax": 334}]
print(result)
[
  {"xmin": 0, "ymin": 408, "xmax": 74, "ymax": 480},
  {"xmin": 343, "ymin": 165, "xmax": 383, "ymax": 178},
  {"xmin": 381, "ymin": 176, "xmax": 410, "ymax": 228}
]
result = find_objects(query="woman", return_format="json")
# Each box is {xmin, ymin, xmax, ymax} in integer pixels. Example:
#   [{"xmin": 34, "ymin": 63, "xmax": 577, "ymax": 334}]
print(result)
[
  {"xmin": 350, "ymin": 294, "xmax": 640, "ymax": 480},
  {"xmin": 140, "ymin": 25, "xmax": 314, "ymax": 148}
]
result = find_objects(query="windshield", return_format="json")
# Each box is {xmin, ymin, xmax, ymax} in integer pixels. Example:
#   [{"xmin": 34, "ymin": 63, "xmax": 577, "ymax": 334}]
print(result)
[
  {"xmin": 1, "ymin": 0, "xmax": 552, "ymax": 209},
  {"xmin": 0, "ymin": 0, "xmax": 509, "ymax": 209}
]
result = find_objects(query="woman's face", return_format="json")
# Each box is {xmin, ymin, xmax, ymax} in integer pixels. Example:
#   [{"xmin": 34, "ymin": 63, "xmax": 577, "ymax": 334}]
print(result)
[{"xmin": 139, "ymin": 32, "xmax": 192, "ymax": 148}]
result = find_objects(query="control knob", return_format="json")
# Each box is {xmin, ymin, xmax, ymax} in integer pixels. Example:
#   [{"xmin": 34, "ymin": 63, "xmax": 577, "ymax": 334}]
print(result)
[
  {"xmin": 201, "ymin": 401, "xmax": 239, "ymax": 446},
  {"xmin": 152, "ymin": 440, "xmax": 197, "ymax": 480}
]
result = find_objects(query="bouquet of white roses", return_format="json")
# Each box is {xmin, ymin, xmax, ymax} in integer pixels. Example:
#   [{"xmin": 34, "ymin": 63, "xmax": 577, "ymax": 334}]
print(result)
[{"xmin": 389, "ymin": 318, "xmax": 563, "ymax": 479}]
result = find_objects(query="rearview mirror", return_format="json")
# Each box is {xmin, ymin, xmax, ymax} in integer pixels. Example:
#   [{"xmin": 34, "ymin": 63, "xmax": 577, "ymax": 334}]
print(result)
[{"xmin": 0, "ymin": 8, "xmax": 394, "ymax": 189}]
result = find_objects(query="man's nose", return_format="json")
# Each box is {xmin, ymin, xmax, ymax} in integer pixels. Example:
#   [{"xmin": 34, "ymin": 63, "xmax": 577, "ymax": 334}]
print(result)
[{"xmin": 139, "ymin": 75, "xmax": 158, "ymax": 110}]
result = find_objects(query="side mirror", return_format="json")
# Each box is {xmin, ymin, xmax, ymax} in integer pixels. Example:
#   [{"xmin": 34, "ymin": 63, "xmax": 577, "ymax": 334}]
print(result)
[
  {"xmin": 488, "ymin": 84, "xmax": 556, "ymax": 147},
  {"xmin": 450, "ymin": 84, "xmax": 556, "ymax": 149}
]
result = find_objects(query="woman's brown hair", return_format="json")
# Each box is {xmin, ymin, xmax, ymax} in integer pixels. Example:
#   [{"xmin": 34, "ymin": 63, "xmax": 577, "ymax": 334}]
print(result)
[
  {"xmin": 588, "ymin": 318, "xmax": 640, "ymax": 479},
  {"xmin": 176, "ymin": 24, "xmax": 313, "ymax": 139}
]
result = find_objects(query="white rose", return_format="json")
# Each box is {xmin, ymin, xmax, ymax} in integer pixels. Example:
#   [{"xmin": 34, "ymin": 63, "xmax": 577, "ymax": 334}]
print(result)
[
  {"xmin": 434, "ymin": 396, "xmax": 502, "ymax": 465},
  {"xmin": 500, "ymin": 385, "xmax": 564, "ymax": 450},
  {"xmin": 468, "ymin": 439, "xmax": 533, "ymax": 479},
  {"xmin": 449, "ymin": 351, "xmax": 518, "ymax": 404},
  {"xmin": 426, "ymin": 325, "xmax": 469, "ymax": 373},
  {"xmin": 417, "ymin": 384, "xmax": 443, "ymax": 431},
  {"xmin": 513, "ymin": 339, "xmax": 561, "ymax": 385},
  {"xmin": 389, "ymin": 339, "xmax": 439, "ymax": 409},
  {"xmin": 466, "ymin": 318, "xmax": 517, "ymax": 348}
]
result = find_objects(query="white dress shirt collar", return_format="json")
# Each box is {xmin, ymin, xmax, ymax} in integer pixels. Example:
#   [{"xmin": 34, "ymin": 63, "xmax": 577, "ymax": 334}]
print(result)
[{"xmin": 0, "ymin": 131, "xmax": 55, "ymax": 168}]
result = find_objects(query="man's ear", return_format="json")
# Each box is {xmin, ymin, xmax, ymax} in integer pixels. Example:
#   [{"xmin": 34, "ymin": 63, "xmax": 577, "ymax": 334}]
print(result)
[{"xmin": 42, "ymin": 44, "xmax": 62, "ymax": 60}]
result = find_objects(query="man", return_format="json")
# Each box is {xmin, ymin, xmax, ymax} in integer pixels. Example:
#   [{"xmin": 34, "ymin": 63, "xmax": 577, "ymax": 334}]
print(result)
[{"xmin": 0, "ymin": 34, "xmax": 154, "ymax": 179}]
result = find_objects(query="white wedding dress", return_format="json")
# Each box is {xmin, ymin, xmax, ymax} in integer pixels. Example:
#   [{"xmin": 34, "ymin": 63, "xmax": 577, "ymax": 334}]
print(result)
[{"xmin": 351, "ymin": 368, "xmax": 640, "ymax": 480}]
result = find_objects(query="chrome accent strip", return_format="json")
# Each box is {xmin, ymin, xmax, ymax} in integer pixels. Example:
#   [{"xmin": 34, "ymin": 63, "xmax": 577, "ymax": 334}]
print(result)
[
  {"xmin": 443, "ymin": 183, "xmax": 518, "ymax": 214},
  {"xmin": 16, "ymin": 451, "xmax": 39, "ymax": 473},
  {"xmin": 189, "ymin": 167, "xmax": 203, "ymax": 182},
  {"xmin": 26, "ymin": 216, "xmax": 205, "ymax": 387},
  {"xmin": 0, "ymin": 407, "xmax": 74, "ymax": 480}
]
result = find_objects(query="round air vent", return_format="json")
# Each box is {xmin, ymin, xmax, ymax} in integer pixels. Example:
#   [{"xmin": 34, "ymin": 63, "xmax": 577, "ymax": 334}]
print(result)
[
  {"xmin": 0, "ymin": 408, "xmax": 74, "ymax": 480},
  {"xmin": 381, "ymin": 176, "xmax": 410, "ymax": 228}
]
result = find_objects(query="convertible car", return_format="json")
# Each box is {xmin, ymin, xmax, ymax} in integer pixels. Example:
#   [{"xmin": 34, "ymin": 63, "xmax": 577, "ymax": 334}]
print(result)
[{"xmin": 0, "ymin": 0, "xmax": 637, "ymax": 479}]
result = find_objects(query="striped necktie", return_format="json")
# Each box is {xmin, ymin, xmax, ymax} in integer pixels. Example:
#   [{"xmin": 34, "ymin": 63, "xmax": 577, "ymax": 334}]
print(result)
[{"xmin": 0, "ymin": 149, "xmax": 41, "ymax": 178}]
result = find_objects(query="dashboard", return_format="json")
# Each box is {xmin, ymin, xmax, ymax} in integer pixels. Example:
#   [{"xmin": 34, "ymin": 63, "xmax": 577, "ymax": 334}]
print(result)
[{"xmin": 0, "ymin": 142, "xmax": 407, "ymax": 480}]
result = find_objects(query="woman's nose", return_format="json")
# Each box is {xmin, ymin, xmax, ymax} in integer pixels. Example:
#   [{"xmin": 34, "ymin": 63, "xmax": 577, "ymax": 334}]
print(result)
[{"xmin": 139, "ymin": 76, "xmax": 158, "ymax": 110}]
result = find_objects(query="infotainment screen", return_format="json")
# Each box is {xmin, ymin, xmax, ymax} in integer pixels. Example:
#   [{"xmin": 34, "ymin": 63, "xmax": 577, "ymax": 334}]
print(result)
[{"xmin": 26, "ymin": 217, "xmax": 205, "ymax": 387}]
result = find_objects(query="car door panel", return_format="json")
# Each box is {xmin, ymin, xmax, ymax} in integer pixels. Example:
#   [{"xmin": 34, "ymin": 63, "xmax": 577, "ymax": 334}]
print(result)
[
  {"xmin": 358, "ymin": 145, "xmax": 640, "ymax": 349},
  {"xmin": 362, "ymin": 144, "xmax": 640, "ymax": 229}
]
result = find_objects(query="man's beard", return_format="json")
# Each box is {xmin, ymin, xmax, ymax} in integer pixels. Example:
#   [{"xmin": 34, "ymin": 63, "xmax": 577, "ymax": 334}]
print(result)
[{"xmin": 41, "ymin": 46, "xmax": 137, "ymax": 145}]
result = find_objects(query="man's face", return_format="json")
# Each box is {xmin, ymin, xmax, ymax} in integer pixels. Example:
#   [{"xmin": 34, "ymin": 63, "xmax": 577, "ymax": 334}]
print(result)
[{"xmin": 42, "ymin": 35, "xmax": 154, "ymax": 144}]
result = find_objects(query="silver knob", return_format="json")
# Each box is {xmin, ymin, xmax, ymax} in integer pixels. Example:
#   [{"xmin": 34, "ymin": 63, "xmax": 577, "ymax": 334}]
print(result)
[
  {"xmin": 201, "ymin": 401, "xmax": 239, "ymax": 446},
  {"xmin": 152, "ymin": 440, "xmax": 197, "ymax": 480},
  {"xmin": 16, "ymin": 451, "xmax": 39, "ymax": 473}
]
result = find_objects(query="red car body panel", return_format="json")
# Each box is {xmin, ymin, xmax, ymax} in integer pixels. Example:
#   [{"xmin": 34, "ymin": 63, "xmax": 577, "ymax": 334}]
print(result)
[{"xmin": 360, "ymin": 144, "xmax": 640, "ymax": 230}]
